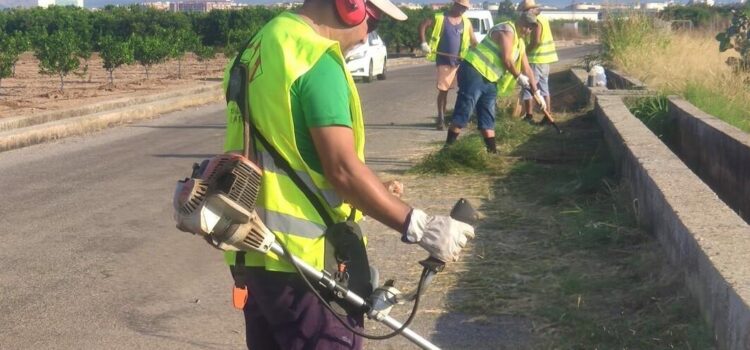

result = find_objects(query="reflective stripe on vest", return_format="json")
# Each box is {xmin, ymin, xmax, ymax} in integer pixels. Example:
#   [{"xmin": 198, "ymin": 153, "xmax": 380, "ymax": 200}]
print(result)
[
  {"xmin": 527, "ymin": 15, "xmax": 558, "ymax": 64},
  {"xmin": 256, "ymin": 149, "xmax": 343, "ymax": 208},
  {"xmin": 426, "ymin": 12, "xmax": 472, "ymax": 62},
  {"xmin": 222, "ymin": 12, "xmax": 365, "ymax": 272}
]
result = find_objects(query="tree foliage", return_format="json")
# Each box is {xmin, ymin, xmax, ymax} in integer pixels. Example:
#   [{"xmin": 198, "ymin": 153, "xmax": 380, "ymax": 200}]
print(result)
[
  {"xmin": 34, "ymin": 30, "xmax": 82, "ymax": 91},
  {"xmin": 0, "ymin": 34, "xmax": 24, "ymax": 93},
  {"xmin": 0, "ymin": 32, "xmax": 28, "ymax": 91},
  {"xmin": 0, "ymin": 4, "xmax": 452, "ymax": 89},
  {"xmin": 194, "ymin": 44, "xmax": 216, "ymax": 74},
  {"xmin": 659, "ymin": 4, "xmax": 730, "ymax": 28},
  {"xmin": 378, "ymin": 7, "xmax": 435, "ymax": 53},
  {"xmin": 716, "ymin": 9, "xmax": 750, "ymax": 71},
  {"xmin": 170, "ymin": 29, "xmax": 200, "ymax": 78},
  {"xmin": 99, "ymin": 35, "xmax": 134, "ymax": 86},
  {"xmin": 132, "ymin": 34, "xmax": 170, "ymax": 79}
]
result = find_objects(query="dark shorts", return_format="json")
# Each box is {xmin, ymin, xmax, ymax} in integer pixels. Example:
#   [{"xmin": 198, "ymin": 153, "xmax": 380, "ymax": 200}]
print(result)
[
  {"xmin": 238, "ymin": 267, "xmax": 364, "ymax": 350},
  {"xmin": 451, "ymin": 61, "xmax": 498, "ymax": 130}
]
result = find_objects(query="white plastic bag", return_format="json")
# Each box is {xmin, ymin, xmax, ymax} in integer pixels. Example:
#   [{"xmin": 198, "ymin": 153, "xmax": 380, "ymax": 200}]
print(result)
[{"xmin": 588, "ymin": 65, "xmax": 607, "ymax": 87}]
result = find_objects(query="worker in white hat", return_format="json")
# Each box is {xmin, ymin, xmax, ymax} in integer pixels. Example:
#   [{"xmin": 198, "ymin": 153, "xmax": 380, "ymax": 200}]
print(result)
[
  {"xmin": 518, "ymin": 0, "xmax": 559, "ymax": 123},
  {"xmin": 444, "ymin": 11, "xmax": 544, "ymax": 153},
  {"xmin": 419, "ymin": 0, "xmax": 478, "ymax": 130},
  {"xmin": 221, "ymin": 0, "xmax": 475, "ymax": 348}
]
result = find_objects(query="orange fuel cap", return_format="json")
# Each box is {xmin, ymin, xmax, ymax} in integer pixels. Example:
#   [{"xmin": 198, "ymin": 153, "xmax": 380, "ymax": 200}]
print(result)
[{"xmin": 232, "ymin": 286, "xmax": 248, "ymax": 310}]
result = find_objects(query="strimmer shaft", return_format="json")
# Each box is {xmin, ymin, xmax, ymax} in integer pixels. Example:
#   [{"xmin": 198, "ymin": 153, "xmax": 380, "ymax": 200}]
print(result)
[{"xmin": 268, "ymin": 242, "xmax": 441, "ymax": 350}]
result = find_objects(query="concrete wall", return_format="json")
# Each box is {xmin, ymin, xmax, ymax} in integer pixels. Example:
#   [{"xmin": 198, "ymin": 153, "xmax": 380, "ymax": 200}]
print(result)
[
  {"xmin": 605, "ymin": 68, "xmax": 647, "ymax": 90},
  {"xmin": 668, "ymin": 97, "xmax": 750, "ymax": 223},
  {"xmin": 569, "ymin": 68, "xmax": 750, "ymax": 349},
  {"xmin": 595, "ymin": 95, "xmax": 750, "ymax": 350}
]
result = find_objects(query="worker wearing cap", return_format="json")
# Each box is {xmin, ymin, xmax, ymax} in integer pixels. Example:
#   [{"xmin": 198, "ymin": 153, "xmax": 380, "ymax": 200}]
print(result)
[
  {"xmin": 222, "ymin": 0, "xmax": 475, "ymax": 348},
  {"xmin": 444, "ymin": 12, "xmax": 545, "ymax": 153},
  {"xmin": 419, "ymin": 0, "xmax": 478, "ymax": 130},
  {"xmin": 518, "ymin": 0, "xmax": 558, "ymax": 122}
]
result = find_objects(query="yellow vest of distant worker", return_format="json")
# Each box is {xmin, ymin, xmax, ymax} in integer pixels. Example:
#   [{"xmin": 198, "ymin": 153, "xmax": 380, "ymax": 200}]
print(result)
[
  {"xmin": 222, "ymin": 12, "xmax": 365, "ymax": 272},
  {"xmin": 463, "ymin": 21, "xmax": 525, "ymax": 96},
  {"xmin": 527, "ymin": 15, "xmax": 558, "ymax": 64},
  {"xmin": 426, "ymin": 12, "xmax": 472, "ymax": 62}
]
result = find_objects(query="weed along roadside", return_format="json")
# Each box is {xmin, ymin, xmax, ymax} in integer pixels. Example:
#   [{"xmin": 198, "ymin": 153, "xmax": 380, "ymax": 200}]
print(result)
[{"xmin": 408, "ymin": 75, "xmax": 715, "ymax": 348}]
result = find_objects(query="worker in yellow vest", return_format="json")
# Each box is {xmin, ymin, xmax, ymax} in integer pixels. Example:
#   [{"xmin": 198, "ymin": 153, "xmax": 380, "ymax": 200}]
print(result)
[
  {"xmin": 222, "ymin": 0, "xmax": 475, "ymax": 348},
  {"xmin": 518, "ymin": 0, "xmax": 559, "ymax": 123},
  {"xmin": 418, "ymin": 0, "xmax": 478, "ymax": 130},
  {"xmin": 444, "ymin": 12, "xmax": 545, "ymax": 153}
]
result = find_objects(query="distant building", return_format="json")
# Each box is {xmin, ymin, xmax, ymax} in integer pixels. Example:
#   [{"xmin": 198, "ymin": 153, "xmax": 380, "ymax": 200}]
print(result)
[
  {"xmin": 688, "ymin": 0, "xmax": 714, "ymax": 5},
  {"xmin": 565, "ymin": 2, "xmax": 601, "ymax": 10},
  {"xmin": 37, "ymin": 0, "xmax": 55, "ymax": 7},
  {"xmin": 481, "ymin": 1, "xmax": 498, "ymax": 11},
  {"xmin": 142, "ymin": 1, "xmax": 169, "ymax": 10},
  {"xmin": 540, "ymin": 9, "xmax": 600, "ymax": 22},
  {"xmin": 170, "ymin": 0, "xmax": 233, "ymax": 12},
  {"xmin": 55, "ymin": 0, "xmax": 83, "ymax": 5},
  {"xmin": 396, "ymin": 2, "xmax": 423, "ymax": 10},
  {"xmin": 428, "ymin": 3, "xmax": 451, "ymax": 10},
  {"xmin": 640, "ymin": 1, "xmax": 672, "ymax": 11},
  {"xmin": 271, "ymin": 1, "xmax": 302, "ymax": 9}
]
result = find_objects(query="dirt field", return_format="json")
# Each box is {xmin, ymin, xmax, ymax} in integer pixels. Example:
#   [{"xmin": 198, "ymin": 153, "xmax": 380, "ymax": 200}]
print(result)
[{"xmin": 0, "ymin": 52, "xmax": 229, "ymax": 119}]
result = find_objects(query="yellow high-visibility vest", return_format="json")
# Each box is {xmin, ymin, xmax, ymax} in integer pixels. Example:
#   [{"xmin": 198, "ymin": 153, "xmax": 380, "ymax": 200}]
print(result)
[
  {"xmin": 222, "ymin": 12, "xmax": 365, "ymax": 272},
  {"xmin": 463, "ymin": 21, "xmax": 525, "ymax": 96},
  {"xmin": 527, "ymin": 15, "xmax": 558, "ymax": 64},
  {"xmin": 426, "ymin": 12, "xmax": 472, "ymax": 62}
]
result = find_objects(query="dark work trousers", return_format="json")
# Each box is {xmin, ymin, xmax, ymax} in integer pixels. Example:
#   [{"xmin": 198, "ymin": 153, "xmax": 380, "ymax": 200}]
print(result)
[{"xmin": 238, "ymin": 266, "xmax": 364, "ymax": 350}]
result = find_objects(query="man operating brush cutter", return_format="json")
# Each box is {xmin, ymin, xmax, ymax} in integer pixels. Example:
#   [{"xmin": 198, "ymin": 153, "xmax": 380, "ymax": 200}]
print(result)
[{"xmin": 171, "ymin": 0, "xmax": 475, "ymax": 349}]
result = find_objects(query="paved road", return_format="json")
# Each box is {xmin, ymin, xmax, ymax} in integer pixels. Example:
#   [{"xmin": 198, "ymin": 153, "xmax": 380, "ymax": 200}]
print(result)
[{"xmin": 0, "ymin": 45, "xmax": 595, "ymax": 349}]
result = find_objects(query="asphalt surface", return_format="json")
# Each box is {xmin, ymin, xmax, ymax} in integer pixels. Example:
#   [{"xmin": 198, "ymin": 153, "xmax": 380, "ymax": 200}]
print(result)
[{"xmin": 0, "ymin": 45, "xmax": 596, "ymax": 350}]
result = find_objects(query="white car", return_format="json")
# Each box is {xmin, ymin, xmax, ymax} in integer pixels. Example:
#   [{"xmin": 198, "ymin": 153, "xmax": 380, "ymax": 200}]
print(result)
[
  {"xmin": 466, "ymin": 10, "xmax": 494, "ymax": 43},
  {"xmin": 345, "ymin": 31, "xmax": 387, "ymax": 83}
]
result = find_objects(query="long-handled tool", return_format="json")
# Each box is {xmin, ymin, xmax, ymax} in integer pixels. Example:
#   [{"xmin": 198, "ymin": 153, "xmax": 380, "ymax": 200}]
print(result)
[
  {"xmin": 172, "ymin": 154, "xmax": 477, "ymax": 350},
  {"xmin": 524, "ymin": 86, "xmax": 562, "ymax": 134}
]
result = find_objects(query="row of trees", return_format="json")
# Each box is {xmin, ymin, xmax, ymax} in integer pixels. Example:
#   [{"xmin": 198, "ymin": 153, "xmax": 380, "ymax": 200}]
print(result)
[
  {"xmin": 8, "ymin": 3, "xmax": 743, "ymax": 93},
  {"xmin": 0, "ymin": 5, "xmax": 287, "ymax": 92},
  {"xmin": 0, "ymin": 5, "xmax": 453, "ymax": 92}
]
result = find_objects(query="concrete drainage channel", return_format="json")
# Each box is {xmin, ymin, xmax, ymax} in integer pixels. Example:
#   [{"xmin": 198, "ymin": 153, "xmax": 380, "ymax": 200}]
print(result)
[
  {"xmin": 0, "ymin": 82, "xmax": 224, "ymax": 152},
  {"xmin": 571, "ymin": 68, "xmax": 750, "ymax": 350}
]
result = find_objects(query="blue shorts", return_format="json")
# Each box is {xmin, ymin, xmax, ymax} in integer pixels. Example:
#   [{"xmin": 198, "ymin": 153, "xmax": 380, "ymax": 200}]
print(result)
[
  {"xmin": 521, "ymin": 63, "xmax": 550, "ymax": 100},
  {"xmin": 451, "ymin": 61, "xmax": 498, "ymax": 131}
]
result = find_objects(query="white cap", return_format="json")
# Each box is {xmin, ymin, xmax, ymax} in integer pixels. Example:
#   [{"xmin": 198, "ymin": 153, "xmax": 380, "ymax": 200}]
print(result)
[{"xmin": 369, "ymin": 0, "xmax": 408, "ymax": 21}]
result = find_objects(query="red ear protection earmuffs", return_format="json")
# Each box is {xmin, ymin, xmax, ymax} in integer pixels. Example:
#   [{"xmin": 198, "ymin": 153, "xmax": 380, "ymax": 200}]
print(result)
[{"xmin": 335, "ymin": 0, "xmax": 367, "ymax": 26}]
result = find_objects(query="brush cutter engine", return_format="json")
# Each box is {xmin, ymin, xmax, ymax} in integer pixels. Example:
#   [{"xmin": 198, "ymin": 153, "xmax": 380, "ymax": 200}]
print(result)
[{"xmin": 172, "ymin": 154, "xmax": 274, "ymax": 253}]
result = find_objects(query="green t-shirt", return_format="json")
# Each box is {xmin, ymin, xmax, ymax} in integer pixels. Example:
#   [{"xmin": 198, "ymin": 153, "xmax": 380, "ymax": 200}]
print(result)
[{"xmin": 290, "ymin": 51, "xmax": 352, "ymax": 173}]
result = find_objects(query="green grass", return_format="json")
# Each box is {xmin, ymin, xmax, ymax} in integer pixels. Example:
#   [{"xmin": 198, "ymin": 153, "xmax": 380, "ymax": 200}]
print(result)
[
  {"xmin": 599, "ymin": 13, "xmax": 670, "ymax": 67},
  {"xmin": 683, "ymin": 82, "xmax": 750, "ymax": 133},
  {"xmin": 429, "ymin": 109, "xmax": 716, "ymax": 349},
  {"xmin": 599, "ymin": 15, "xmax": 750, "ymax": 134},
  {"xmin": 411, "ymin": 111, "xmax": 540, "ymax": 175},
  {"xmin": 410, "ymin": 134, "xmax": 490, "ymax": 174},
  {"xmin": 627, "ymin": 95, "xmax": 676, "ymax": 145}
]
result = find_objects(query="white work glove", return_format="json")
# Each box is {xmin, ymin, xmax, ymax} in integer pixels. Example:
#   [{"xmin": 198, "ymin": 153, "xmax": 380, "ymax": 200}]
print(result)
[
  {"xmin": 420, "ymin": 42, "xmax": 431, "ymax": 54},
  {"xmin": 533, "ymin": 90, "xmax": 547, "ymax": 111},
  {"xmin": 404, "ymin": 209, "xmax": 475, "ymax": 263},
  {"xmin": 517, "ymin": 74, "xmax": 530, "ymax": 90}
]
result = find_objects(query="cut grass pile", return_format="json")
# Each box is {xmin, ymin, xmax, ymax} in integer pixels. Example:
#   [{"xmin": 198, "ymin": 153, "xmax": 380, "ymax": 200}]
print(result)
[{"xmin": 413, "ymin": 107, "xmax": 715, "ymax": 348}]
